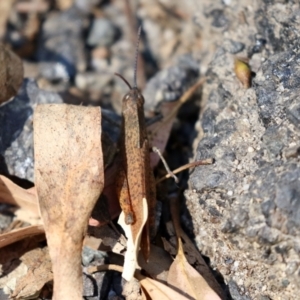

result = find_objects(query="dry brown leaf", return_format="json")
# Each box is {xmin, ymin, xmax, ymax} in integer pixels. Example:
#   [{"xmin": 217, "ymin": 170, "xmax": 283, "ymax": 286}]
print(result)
[
  {"xmin": 136, "ymin": 271, "xmax": 190, "ymax": 300},
  {"xmin": 168, "ymin": 197, "xmax": 223, "ymax": 300},
  {"xmin": 162, "ymin": 222, "xmax": 225, "ymax": 299},
  {"xmin": 0, "ymin": 225, "xmax": 44, "ymax": 248},
  {"xmin": 175, "ymin": 232, "xmax": 224, "ymax": 297},
  {"xmin": 34, "ymin": 104, "xmax": 104, "ymax": 300},
  {"xmin": 10, "ymin": 247, "xmax": 52, "ymax": 299},
  {"xmin": 0, "ymin": 175, "xmax": 39, "ymax": 216},
  {"xmin": 0, "ymin": 44, "xmax": 24, "ymax": 104},
  {"xmin": 167, "ymin": 238, "xmax": 221, "ymax": 300}
]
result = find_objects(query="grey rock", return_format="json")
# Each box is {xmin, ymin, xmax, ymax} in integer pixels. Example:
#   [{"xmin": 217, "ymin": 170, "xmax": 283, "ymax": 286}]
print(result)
[
  {"xmin": 87, "ymin": 18, "xmax": 119, "ymax": 47},
  {"xmin": 0, "ymin": 289, "xmax": 9, "ymax": 300},
  {"xmin": 37, "ymin": 6, "xmax": 86, "ymax": 81},
  {"xmin": 75, "ymin": 0, "xmax": 103, "ymax": 13},
  {"xmin": 83, "ymin": 271, "xmax": 113, "ymax": 299},
  {"xmin": 0, "ymin": 79, "xmax": 63, "ymax": 181},
  {"xmin": 0, "ymin": 205, "xmax": 13, "ymax": 231},
  {"xmin": 75, "ymin": 72, "xmax": 114, "ymax": 94},
  {"xmin": 184, "ymin": 1, "xmax": 300, "ymax": 299},
  {"xmin": 250, "ymin": 34, "xmax": 267, "ymax": 55},
  {"xmin": 208, "ymin": 9, "xmax": 229, "ymax": 28},
  {"xmin": 82, "ymin": 246, "xmax": 106, "ymax": 266},
  {"xmin": 228, "ymin": 280, "xmax": 251, "ymax": 300},
  {"xmin": 143, "ymin": 54, "xmax": 200, "ymax": 112},
  {"xmin": 223, "ymin": 39, "xmax": 245, "ymax": 54},
  {"xmin": 83, "ymin": 273, "xmax": 96, "ymax": 297}
]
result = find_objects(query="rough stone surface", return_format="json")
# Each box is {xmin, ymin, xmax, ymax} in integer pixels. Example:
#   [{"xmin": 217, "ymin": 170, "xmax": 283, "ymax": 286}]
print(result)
[
  {"xmin": 185, "ymin": 1, "xmax": 300, "ymax": 299},
  {"xmin": 143, "ymin": 54, "xmax": 200, "ymax": 112},
  {"xmin": 0, "ymin": 79, "xmax": 63, "ymax": 181}
]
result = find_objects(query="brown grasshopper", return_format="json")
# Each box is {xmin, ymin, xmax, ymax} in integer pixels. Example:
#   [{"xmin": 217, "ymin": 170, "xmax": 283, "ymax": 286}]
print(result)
[
  {"xmin": 114, "ymin": 29, "xmax": 208, "ymax": 279},
  {"xmin": 115, "ymin": 27, "xmax": 156, "ymax": 261}
]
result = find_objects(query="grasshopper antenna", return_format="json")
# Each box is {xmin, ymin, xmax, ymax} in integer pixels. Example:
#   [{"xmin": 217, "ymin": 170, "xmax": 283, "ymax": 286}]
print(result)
[
  {"xmin": 115, "ymin": 73, "xmax": 132, "ymax": 90},
  {"xmin": 133, "ymin": 26, "xmax": 142, "ymax": 89},
  {"xmin": 115, "ymin": 26, "xmax": 142, "ymax": 90}
]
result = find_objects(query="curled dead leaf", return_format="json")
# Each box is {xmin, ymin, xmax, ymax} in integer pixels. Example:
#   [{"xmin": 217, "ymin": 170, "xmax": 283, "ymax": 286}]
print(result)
[
  {"xmin": 136, "ymin": 271, "xmax": 190, "ymax": 300},
  {"xmin": 168, "ymin": 197, "xmax": 223, "ymax": 300},
  {"xmin": 167, "ymin": 239, "xmax": 221, "ymax": 300},
  {"xmin": 0, "ymin": 225, "xmax": 44, "ymax": 249},
  {"xmin": 0, "ymin": 175, "xmax": 39, "ymax": 217}
]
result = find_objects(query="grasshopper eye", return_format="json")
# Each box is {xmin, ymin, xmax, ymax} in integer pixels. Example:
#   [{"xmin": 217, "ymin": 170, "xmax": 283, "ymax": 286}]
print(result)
[{"xmin": 137, "ymin": 93, "xmax": 144, "ymax": 104}]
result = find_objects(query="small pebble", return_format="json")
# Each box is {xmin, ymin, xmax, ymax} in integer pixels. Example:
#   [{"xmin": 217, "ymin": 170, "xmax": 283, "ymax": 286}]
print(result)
[
  {"xmin": 248, "ymin": 146, "xmax": 254, "ymax": 153},
  {"xmin": 87, "ymin": 18, "xmax": 119, "ymax": 47}
]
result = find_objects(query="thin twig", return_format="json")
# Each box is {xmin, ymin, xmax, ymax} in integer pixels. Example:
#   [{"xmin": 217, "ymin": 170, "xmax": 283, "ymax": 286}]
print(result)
[
  {"xmin": 88, "ymin": 264, "xmax": 124, "ymax": 274},
  {"xmin": 156, "ymin": 158, "xmax": 213, "ymax": 184},
  {"xmin": 152, "ymin": 146, "xmax": 179, "ymax": 183}
]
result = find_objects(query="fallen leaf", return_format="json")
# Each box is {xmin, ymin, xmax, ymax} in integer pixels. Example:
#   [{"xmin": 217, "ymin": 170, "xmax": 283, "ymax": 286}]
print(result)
[
  {"xmin": 180, "ymin": 229, "xmax": 221, "ymax": 283},
  {"xmin": 0, "ymin": 225, "xmax": 45, "ymax": 248},
  {"xmin": 0, "ymin": 175, "xmax": 39, "ymax": 217},
  {"xmin": 167, "ymin": 238, "xmax": 221, "ymax": 300},
  {"xmin": 163, "ymin": 221, "xmax": 224, "ymax": 298},
  {"xmin": 10, "ymin": 247, "xmax": 53, "ymax": 299},
  {"xmin": 34, "ymin": 104, "xmax": 104, "ymax": 299},
  {"xmin": 0, "ymin": 44, "xmax": 24, "ymax": 104},
  {"xmin": 136, "ymin": 271, "xmax": 190, "ymax": 300},
  {"xmin": 167, "ymin": 197, "xmax": 222, "ymax": 300}
]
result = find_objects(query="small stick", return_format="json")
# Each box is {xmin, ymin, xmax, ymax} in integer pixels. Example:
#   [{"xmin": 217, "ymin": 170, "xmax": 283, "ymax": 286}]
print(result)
[
  {"xmin": 156, "ymin": 158, "xmax": 213, "ymax": 184},
  {"xmin": 152, "ymin": 146, "xmax": 179, "ymax": 183},
  {"xmin": 88, "ymin": 264, "xmax": 123, "ymax": 274}
]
